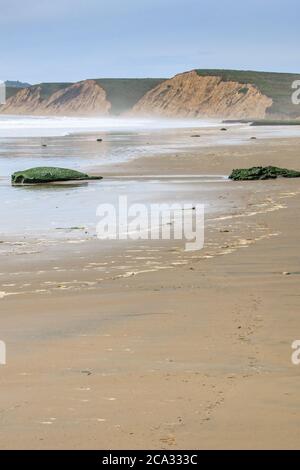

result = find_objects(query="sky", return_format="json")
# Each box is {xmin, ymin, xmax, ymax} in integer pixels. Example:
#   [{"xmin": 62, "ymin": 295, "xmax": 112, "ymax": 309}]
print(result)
[{"xmin": 0, "ymin": 0, "xmax": 299, "ymax": 83}]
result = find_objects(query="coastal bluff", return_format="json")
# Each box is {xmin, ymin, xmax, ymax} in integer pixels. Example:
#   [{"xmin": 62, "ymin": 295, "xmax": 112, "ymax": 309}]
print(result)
[{"xmin": 2, "ymin": 69, "xmax": 300, "ymax": 119}]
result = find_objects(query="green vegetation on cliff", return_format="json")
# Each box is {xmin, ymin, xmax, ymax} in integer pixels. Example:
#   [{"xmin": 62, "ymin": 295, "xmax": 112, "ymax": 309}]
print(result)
[
  {"xmin": 4, "ymin": 81, "xmax": 31, "ymax": 99},
  {"xmin": 5, "ymin": 83, "xmax": 73, "ymax": 101},
  {"xmin": 32, "ymin": 83, "xmax": 73, "ymax": 100},
  {"xmin": 95, "ymin": 78, "xmax": 165, "ymax": 114},
  {"xmin": 5, "ymin": 87, "xmax": 21, "ymax": 99}
]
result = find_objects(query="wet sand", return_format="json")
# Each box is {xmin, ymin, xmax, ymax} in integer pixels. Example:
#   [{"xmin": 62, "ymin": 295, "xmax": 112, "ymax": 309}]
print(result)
[{"xmin": 0, "ymin": 135, "xmax": 300, "ymax": 449}]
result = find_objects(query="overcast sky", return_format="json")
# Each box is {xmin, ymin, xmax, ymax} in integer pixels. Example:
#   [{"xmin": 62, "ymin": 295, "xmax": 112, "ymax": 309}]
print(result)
[{"xmin": 0, "ymin": 0, "xmax": 299, "ymax": 83}]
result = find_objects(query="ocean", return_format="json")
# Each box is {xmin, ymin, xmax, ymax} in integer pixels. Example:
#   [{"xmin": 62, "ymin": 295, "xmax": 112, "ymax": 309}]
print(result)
[{"xmin": 0, "ymin": 115, "xmax": 299, "ymax": 242}]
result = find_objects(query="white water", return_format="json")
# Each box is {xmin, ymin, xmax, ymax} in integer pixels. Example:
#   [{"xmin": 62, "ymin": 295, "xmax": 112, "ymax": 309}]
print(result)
[{"xmin": 0, "ymin": 115, "xmax": 221, "ymax": 138}]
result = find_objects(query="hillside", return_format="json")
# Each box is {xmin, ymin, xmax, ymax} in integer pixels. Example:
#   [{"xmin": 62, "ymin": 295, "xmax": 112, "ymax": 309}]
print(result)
[
  {"xmin": 31, "ymin": 82, "xmax": 73, "ymax": 100},
  {"xmin": 0, "ymin": 79, "xmax": 164, "ymax": 116},
  {"xmin": 5, "ymin": 87, "xmax": 22, "ymax": 100},
  {"xmin": 131, "ymin": 71, "xmax": 273, "ymax": 119},
  {"xmin": 96, "ymin": 79, "xmax": 165, "ymax": 114},
  {"xmin": 3, "ymin": 82, "xmax": 72, "ymax": 108},
  {"xmin": 196, "ymin": 69, "xmax": 300, "ymax": 118},
  {"xmin": 131, "ymin": 69, "xmax": 300, "ymax": 119},
  {"xmin": 4, "ymin": 81, "xmax": 30, "ymax": 100},
  {"xmin": 1, "ymin": 70, "xmax": 300, "ymax": 119},
  {"xmin": 5, "ymin": 80, "xmax": 31, "ymax": 88}
]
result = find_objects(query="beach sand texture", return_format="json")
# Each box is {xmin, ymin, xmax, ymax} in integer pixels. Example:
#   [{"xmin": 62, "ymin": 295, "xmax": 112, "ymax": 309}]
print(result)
[{"xmin": 0, "ymin": 127, "xmax": 300, "ymax": 449}]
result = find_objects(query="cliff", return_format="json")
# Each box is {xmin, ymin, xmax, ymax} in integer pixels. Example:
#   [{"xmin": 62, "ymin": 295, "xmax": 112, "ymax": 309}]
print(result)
[
  {"xmin": 131, "ymin": 71, "xmax": 273, "ymax": 119},
  {"xmin": 0, "ymin": 78, "xmax": 164, "ymax": 116},
  {"xmin": 1, "ymin": 80, "xmax": 111, "ymax": 116},
  {"xmin": 1, "ymin": 70, "xmax": 300, "ymax": 119}
]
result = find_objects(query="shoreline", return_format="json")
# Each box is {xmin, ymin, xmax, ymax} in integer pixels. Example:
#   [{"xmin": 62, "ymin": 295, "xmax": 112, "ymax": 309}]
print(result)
[{"xmin": 97, "ymin": 135, "xmax": 300, "ymax": 176}]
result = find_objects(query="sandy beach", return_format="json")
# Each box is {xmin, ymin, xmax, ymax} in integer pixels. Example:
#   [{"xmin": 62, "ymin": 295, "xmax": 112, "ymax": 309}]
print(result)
[{"xmin": 0, "ymin": 125, "xmax": 300, "ymax": 449}]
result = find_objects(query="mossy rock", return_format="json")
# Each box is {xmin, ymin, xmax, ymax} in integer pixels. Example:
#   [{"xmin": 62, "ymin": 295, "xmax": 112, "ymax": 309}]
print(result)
[
  {"xmin": 229, "ymin": 166, "xmax": 300, "ymax": 181},
  {"xmin": 12, "ymin": 167, "xmax": 103, "ymax": 185}
]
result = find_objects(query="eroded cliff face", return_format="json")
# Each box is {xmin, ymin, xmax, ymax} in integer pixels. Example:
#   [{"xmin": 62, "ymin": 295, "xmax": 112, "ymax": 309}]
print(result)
[
  {"xmin": 0, "ymin": 71, "xmax": 274, "ymax": 118},
  {"xmin": 1, "ymin": 86, "xmax": 45, "ymax": 115},
  {"xmin": 1, "ymin": 80, "xmax": 111, "ymax": 116},
  {"xmin": 131, "ymin": 71, "xmax": 273, "ymax": 119},
  {"xmin": 43, "ymin": 80, "xmax": 111, "ymax": 115}
]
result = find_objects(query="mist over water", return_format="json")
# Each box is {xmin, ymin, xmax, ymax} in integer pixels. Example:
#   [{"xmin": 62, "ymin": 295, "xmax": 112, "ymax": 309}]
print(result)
[
  {"xmin": 0, "ymin": 115, "xmax": 223, "ymax": 176},
  {"xmin": 0, "ymin": 115, "xmax": 221, "ymax": 138}
]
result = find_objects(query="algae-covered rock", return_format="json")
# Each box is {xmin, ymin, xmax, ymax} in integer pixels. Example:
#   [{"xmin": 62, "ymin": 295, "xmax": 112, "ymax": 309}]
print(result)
[
  {"xmin": 12, "ymin": 167, "xmax": 103, "ymax": 185},
  {"xmin": 229, "ymin": 166, "xmax": 300, "ymax": 181}
]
